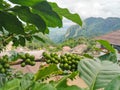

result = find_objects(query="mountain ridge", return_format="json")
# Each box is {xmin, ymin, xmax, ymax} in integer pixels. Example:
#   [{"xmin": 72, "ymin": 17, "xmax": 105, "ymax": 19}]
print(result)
[
  {"xmin": 64, "ymin": 17, "xmax": 120, "ymax": 40},
  {"xmin": 48, "ymin": 17, "xmax": 120, "ymax": 43}
]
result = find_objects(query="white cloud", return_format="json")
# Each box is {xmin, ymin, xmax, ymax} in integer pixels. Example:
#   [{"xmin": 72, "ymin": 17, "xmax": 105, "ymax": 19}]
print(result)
[
  {"xmin": 48, "ymin": 0, "xmax": 120, "ymax": 30},
  {"xmin": 48, "ymin": 0, "xmax": 120, "ymax": 19}
]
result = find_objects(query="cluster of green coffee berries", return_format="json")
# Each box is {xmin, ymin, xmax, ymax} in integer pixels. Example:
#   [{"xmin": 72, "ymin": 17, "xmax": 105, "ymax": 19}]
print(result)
[
  {"xmin": 18, "ymin": 53, "xmax": 36, "ymax": 67},
  {"xmin": 43, "ymin": 52, "xmax": 60, "ymax": 64},
  {"xmin": 59, "ymin": 53, "xmax": 82, "ymax": 71},
  {"xmin": 0, "ymin": 55, "xmax": 10, "ymax": 74},
  {"xmin": 42, "ymin": 52, "xmax": 82, "ymax": 71}
]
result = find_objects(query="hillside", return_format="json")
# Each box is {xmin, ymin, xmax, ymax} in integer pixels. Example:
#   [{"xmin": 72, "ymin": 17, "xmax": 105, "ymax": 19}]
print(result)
[
  {"xmin": 26, "ymin": 33, "xmax": 55, "ymax": 49},
  {"xmin": 48, "ymin": 26, "xmax": 68, "ymax": 43},
  {"xmin": 64, "ymin": 17, "xmax": 120, "ymax": 40}
]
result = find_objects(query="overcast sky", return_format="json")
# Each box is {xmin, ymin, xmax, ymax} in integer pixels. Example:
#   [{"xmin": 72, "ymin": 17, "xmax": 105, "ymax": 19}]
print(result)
[
  {"xmin": 48, "ymin": 0, "xmax": 120, "ymax": 27},
  {"xmin": 48, "ymin": 0, "xmax": 120, "ymax": 19}
]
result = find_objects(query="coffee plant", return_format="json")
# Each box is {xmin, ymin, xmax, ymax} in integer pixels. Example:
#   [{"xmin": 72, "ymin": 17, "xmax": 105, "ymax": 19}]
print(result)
[
  {"xmin": 43, "ymin": 52, "xmax": 83, "ymax": 71},
  {"xmin": 0, "ymin": 0, "xmax": 120, "ymax": 90},
  {"xmin": 0, "ymin": 0, "xmax": 82, "ymax": 51},
  {"xmin": 18, "ymin": 53, "xmax": 36, "ymax": 67},
  {"xmin": 0, "ymin": 55, "xmax": 10, "ymax": 75}
]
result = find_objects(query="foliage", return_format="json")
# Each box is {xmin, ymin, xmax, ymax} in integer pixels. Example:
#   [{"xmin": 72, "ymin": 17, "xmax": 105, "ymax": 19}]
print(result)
[
  {"xmin": 0, "ymin": 55, "xmax": 10, "ymax": 74},
  {"xmin": 83, "ymin": 53, "xmax": 94, "ymax": 59},
  {"xmin": 78, "ymin": 59, "xmax": 120, "ymax": 90},
  {"xmin": 43, "ymin": 52, "xmax": 82, "ymax": 71},
  {"xmin": 0, "ymin": 65, "xmax": 83, "ymax": 90},
  {"xmin": 79, "ymin": 40, "xmax": 117, "ymax": 90},
  {"xmin": 45, "ymin": 37, "xmax": 98, "ymax": 53},
  {"xmin": 0, "ymin": 0, "xmax": 82, "ymax": 51},
  {"xmin": 26, "ymin": 32, "xmax": 55, "ymax": 50},
  {"xmin": 54, "ymin": 71, "xmax": 81, "ymax": 90},
  {"xmin": 27, "ymin": 31, "xmax": 98, "ymax": 54},
  {"xmin": 59, "ymin": 38, "xmax": 80, "ymax": 48},
  {"xmin": 0, "ymin": 74, "xmax": 8, "ymax": 87},
  {"xmin": 97, "ymin": 40, "xmax": 115, "ymax": 53},
  {"xmin": 18, "ymin": 53, "xmax": 36, "ymax": 67},
  {"xmin": 60, "ymin": 37, "xmax": 96, "ymax": 48},
  {"xmin": 98, "ymin": 40, "xmax": 118, "ymax": 63},
  {"xmin": 0, "ymin": 0, "xmax": 120, "ymax": 90},
  {"xmin": 0, "ymin": 52, "xmax": 36, "ymax": 75},
  {"xmin": 99, "ymin": 52, "xmax": 117, "ymax": 63},
  {"xmin": 105, "ymin": 75, "xmax": 120, "ymax": 90},
  {"xmin": 0, "ymin": 38, "xmax": 119, "ymax": 90},
  {"xmin": 34, "ymin": 64, "xmax": 59, "ymax": 81},
  {"xmin": 50, "ymin": 3, "xmax": 82, "ymax": 26}
]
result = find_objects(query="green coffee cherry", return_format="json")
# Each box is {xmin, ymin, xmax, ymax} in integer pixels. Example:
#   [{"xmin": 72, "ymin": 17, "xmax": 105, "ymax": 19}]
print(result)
[
  {"xmin": 4, "ymin": 63, "xmax": 10, "ymax": 68},
  {"xmin": 21, "ymin": 62, "xmax": 26, "ymax": 67},
  {"xmin": 30, "ymin": 61, "xmax": 36, "ymax": 66},
  {"xmin": 1, "ymin": 68, "xmax": 5, "ymax": 73},
  {"xmin": 25, "ymin": 59, "xmax": 31, "ymax": 64},
  {"xmin": 0, "ymin": 64, "xmax": 3, "ymax": 69},
  {"xmin": 25, "ymin": 53, "xmax": 30, "ymax": 58},
  {"xmin": 19, "ymin": 53, "xmax": 36, "ymax": 66}
]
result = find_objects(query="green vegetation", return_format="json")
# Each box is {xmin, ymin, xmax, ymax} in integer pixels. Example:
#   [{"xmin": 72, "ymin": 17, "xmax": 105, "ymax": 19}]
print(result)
[
  {"xmin": 49, "ymin": 17, "xmax": 120, "ymax": 43},
  {"xmin": 19, "ymin": 53, "xmax": 36, "ymax": 67},
  {"xmin": 64, "ymin": 17, "xmax": 120, "ymax": 40},
  {"xmin": 26, "ymin": 32, "xmax": 55, "ymax": 50},
  {"xmin": 44, "ymin": 37, "xmax": 98, "ymax": 54},
  {"xmin": 0, "ymin": 55, "xmax": 10, "ymax": 74},
  {"xmin": 43, "ymin": 52, "xmax": 82, "ymax": 71},
  {"xmin": 0, "ymin": 40, "xmax": 119, "ymax": 90},
  {"xmin": 0, "ymin": 0, "xmax": 120, "ymax": 90},
  {"xmin": 0, "ymin": 0, "xmax": 82, "ymax": 51}
]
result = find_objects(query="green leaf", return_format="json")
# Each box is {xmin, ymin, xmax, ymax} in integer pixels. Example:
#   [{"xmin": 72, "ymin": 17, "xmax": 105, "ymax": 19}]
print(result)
[
  {"xmin": 0, "ymin": 0, "xmax": 3, "ymax": 10},
  {"xmin": 78, "ymin": 59, "xmax": 120, "ymax": 90},
  {"xmin": 19, "ymin": 36, "xmax": 26, "ymax": 46},
  {"xmin": 57, "ymin": 86, "xmax": 82, "ymax": 90},
  {"xmin": 0, "ymin": 0, "xmax": 10, "ymax": 10},
  {"xmin": 0, "ymin": 74, "xmax": 34, "ymax": 90},
  {"xmin": 55, "ymin": 72, "xmax": 82, "ymax": 90},
  {"xmin": 0, "ymin": 25, "xmax": 2, "ymax": 31},
  {"xmin": 99, "ymin": 52, "xmax": 117, "ymax": 63},
  {"xmin": 12, "ymin": 37, "xmax": 19, "ymax": 46},
  {"xmin": 9, "ymin": 51, "xmax": 19, "ymax": 61},
  {"xmin": 31, "ymin": 83, "xmax": 56, "ymax": 90},
  {"xmin": 34, "ymin": 64, "xmax": 59, "ymax": 81},
  {"xmin": 44, "ymin": 28, "xmax": 49, "ymax": 34},
  {"xmin": 0, "ymin": 11, "xmax": 24, "ymax": 34},
  {"xmin": 105, "ymin": 75, "xmax": 120, "ymax": 90},
  {"xmin": 83, "ymin": 53, "xmax": 94, "ymax": 59},
  {"xmin": 32, "ymin": 1, "xmax": 62, "ymax": 28},
  {"xmin": 0, "ymin": 74, "xmax": 8, "ymax": 87},
  {"xmin": 24, "ymin": 24, "xmax": 39, "ymax": 34},
  {"xmin": 11, "ymin": 6, "xmax": 46, "ymax": 33},
  {"xmin": 19, "ymin": 73, "xmax": 34, "ymax": 90},
  {"xmin": 2, "ymin": 79, "xmax": 20, "ymax": 90},
  {"xmin": 33, "ymin": 35, "xmax": 45, "ymax": 43},
  {"xmin": 31, "ymin": 78, "xmax": 84, "ymax": 90},
  {"xmin": 50, "ymin": 3, "xmax": 82, "ymax": 26},
  {"xmin": 22, "ymin": 73, "xmax": 34, "ymax": 80},
  {"xmin": 97, "ymin": 40, "xmax": 115, "ymax": 53},
  {"xmin": 9, "ymin": 0, "xmax": 45, "ymax": 7}
]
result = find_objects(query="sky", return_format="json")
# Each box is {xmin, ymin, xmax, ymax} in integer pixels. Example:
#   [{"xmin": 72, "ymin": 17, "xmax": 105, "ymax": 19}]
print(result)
[
  {"xmin": 48, "ymin": 0, "xmax": 120, "ymax": 28},
  {"xmin": 48, "ymin": 0, "xmax": 120, "ymax": 19},
  {"xmin": 7, "ymin": 0, "xmax": 120, "ymax": 27}
]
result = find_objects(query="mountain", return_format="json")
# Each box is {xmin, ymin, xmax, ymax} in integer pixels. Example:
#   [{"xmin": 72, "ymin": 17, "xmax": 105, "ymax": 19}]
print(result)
[
  {"xmin": 64, "ymin": 17, "xmax": 120, "ymax": 40},
  {"xmin": 48, "ymin": 27, "xmax": 68, "ymax": 43}
]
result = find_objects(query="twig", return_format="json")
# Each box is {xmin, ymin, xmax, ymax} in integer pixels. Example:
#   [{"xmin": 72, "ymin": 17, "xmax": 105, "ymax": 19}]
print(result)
[{"xmin": 9, "ymin": 58, "xmax": 45, "ymax": 65}]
